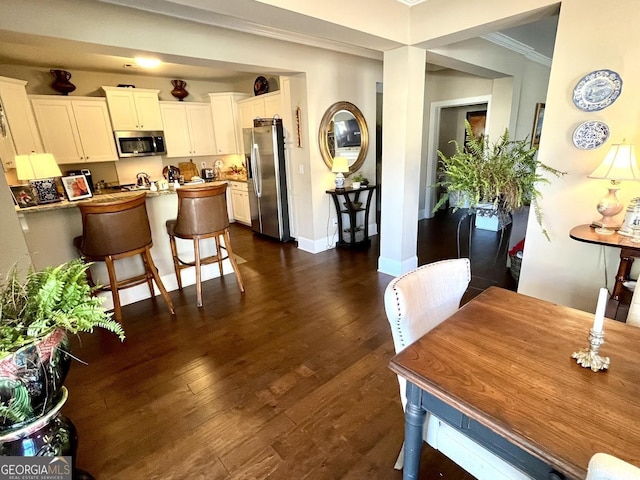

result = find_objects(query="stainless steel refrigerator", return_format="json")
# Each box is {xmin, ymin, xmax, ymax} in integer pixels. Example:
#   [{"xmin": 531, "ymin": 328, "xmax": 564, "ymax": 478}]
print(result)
[{"xmin": 243, "ymin": 118, "xmax": 291, "ymax": 241}]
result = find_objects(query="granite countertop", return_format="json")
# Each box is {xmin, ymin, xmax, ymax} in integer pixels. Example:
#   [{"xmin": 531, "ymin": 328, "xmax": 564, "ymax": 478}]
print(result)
[{"xmin": 14, "ymin": 179, "xmax": 236, "ymax": 214}]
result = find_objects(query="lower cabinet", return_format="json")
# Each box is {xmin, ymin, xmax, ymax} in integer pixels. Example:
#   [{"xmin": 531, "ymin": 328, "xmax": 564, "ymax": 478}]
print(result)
[{"xmin": 230, "ymin": 181, "xmax": 250, "ymax": 225}]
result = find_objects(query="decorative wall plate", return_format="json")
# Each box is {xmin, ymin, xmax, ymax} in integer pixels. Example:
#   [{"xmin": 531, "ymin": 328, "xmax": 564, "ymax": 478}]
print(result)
[
  {"xmin": 572, "ymin": 69, "xmax": 622, "ymax": 111},
  {"xmin": 572, "ymin": 121, "xmax": 610, "ymax": 150},
  {"xmin": 253, "ymin": 76, "xmax": 269, "ymax": 96}
]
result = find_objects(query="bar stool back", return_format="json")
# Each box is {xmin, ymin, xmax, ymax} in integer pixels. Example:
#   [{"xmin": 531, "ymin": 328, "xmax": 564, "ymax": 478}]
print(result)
[
  {"xmin": 166, "ymin": 183, "xmax": 245, "ymax": 307},
  {"xmin": 75, "ymin": 193, "xmax": 175, "ymax": 321}
]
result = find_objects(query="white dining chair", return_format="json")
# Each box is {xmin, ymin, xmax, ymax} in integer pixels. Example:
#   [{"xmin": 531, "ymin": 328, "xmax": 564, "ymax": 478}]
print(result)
[
  {"xmin": 384, "ymin": 258, "xmax": 532, "ymax": 480},
  {"xmin": 586, "ymin": 453, "xmax": 640, "ymax": 479},
  {"xmin": 626, "ymin": 285, "xmax": 640, "ymax": 327}
]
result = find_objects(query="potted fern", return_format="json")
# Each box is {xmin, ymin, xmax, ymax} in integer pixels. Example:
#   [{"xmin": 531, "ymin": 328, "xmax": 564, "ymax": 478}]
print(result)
[
  {"xmin": 434, "ymin": 121, "xmax": 565, "ymax": 239},
  {"xmin": 0, "ymin": 259, "xmax": 124, "ymax": 435}
]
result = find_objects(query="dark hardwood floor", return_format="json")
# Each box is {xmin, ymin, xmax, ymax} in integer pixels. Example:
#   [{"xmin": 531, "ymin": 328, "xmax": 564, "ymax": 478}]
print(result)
[{"xmin": 63, "ymin": 211, "xmax": 513, "ymax": 479}]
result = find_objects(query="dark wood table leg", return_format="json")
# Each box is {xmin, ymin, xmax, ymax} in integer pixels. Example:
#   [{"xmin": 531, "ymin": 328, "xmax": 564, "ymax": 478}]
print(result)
[
  {"xmin": 612, "ymin": 248, "xmax": 636, "ymax": 301},
  {"xmin": 403, "ymin": 382, "xmax": 427, "ymax": 480}
]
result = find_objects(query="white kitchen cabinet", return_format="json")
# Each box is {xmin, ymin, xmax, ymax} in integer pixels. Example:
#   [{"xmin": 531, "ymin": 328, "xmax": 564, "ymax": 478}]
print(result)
[
  {"xmin": 160, "ymin": 102, "xmax": 216, "ymax": 157},
  {"xmin": 208, "ymin": 92, "xmax": 248, "ymax": 154},
  {"xmin": 31, "ymin": 96, "xmax": 117, "ymax": 164},
  {"xmin": 229, "ymin": 180, "xmax": 250, "ymax": 225},
  {"xmin": 239, "ymin": 91, "xmax": 281, "ymax": 130},
  {"xmin": 102, "ymin": 86, "xmax": 163, "ymax": 131},
  {"xmin": 0, "ymin": 76, "xmax": 43, "ymax": 168}
]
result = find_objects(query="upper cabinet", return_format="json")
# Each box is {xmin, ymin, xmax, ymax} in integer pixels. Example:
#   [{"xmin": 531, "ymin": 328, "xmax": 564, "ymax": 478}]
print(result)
[
  {"xmin": 238, "ymin": 91, "xmax": 281, "ymax": 130},
  {"xmin": 102, "ymin": 86, "xmax": 163, "ymax": 131},
  {"xmin": 208, "ymin": 92, "xmax": 248, "ymax": 155},
  {"xmin": 160, "ymin": 102, "xmax": 216, "ymax": 158},
  {"xmin": 31, "ymin": 96, "xmax": 117, "ymax": 164},
  {"xmin": 0, "ymin": 76, "xmax": 43, "ymax": 169}
]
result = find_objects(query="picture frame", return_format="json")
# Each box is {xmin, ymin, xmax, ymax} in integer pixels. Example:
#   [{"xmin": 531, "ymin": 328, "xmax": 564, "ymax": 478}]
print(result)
[
  {"xmin": 29, "ymin": 178, "xmax": 61, "ymax": 204},
  {"xmin": 10, "ymin": 184, "xmax": 39, "ymax": 208},
  {"xmin": 531, "ymin": 102, "xmax": 545, "ymax": 148},
  {"xmin": 464, "ymin": 110, "xmax": 487, "ymax": 152},
  {"xmin": 61, "ymin": 174, "xmax": 93, "ymax": 201}
]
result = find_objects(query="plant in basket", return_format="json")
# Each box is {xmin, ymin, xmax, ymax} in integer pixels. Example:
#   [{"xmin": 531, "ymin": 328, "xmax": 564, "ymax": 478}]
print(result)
[{"xmin": 0, "ymin": 259, "xmax": 124, "ymax": 458}]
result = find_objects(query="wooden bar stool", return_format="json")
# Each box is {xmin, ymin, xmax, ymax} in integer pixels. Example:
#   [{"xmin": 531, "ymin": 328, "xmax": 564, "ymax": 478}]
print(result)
[
  {"xmin": 74, "ymin": 193, "xmax": 175, "ymax": 321},
  {"xmin": 166, "ymin": 183, "xmax": 245, "ymax": 307}
]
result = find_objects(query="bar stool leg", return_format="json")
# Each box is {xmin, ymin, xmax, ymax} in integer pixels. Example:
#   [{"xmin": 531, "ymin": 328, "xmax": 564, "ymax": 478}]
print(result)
[
  {"xmin": 104, "ymin": 256, "xmax": 122, "ymax": 322},
  {"xmin": 223, "ymin": 230, "xmax": 245, "ymax": 293},
  {"xmin": 168, "ymin": 235, "xmax": 183, "ymax": 290},
  {"xmin": 142, "ymin": 248, "xmax": 175, "ymax": 315},
  {"xmin": 194, "ymin": 237, "xmax": 203, "ymax": 308},
  {"xmin": 139, "ymin": 252, "xmax": 155, "ymax": 296},
  {"xmin": 214, "ymin": 236, "xmax": 224, "ymax": 276}
]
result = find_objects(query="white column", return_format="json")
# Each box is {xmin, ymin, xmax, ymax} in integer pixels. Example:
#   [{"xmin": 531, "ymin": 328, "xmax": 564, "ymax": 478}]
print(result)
[{"xmin": 378, "ymin": 46, "xmax": 426, "ymax": 276}]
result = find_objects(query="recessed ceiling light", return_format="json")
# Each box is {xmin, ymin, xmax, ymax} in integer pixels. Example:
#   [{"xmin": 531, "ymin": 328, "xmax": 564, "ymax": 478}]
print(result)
[
  {"xmin": 134, "ymin": 57, "xmax": 161, "ymax": 69},
  {"xmin": 396, "ymin": 0, "xmax": 428, "ymax": 5}
]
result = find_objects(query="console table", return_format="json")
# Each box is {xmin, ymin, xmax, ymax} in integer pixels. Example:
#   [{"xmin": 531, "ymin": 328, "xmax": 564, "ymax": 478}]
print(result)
[
  {"xmin": 326, "ymin": 185, "xmax": 376, "ymax": 249},
  {"xmin": 569, "ymin": 224, "xmax": 640, "ymax": 307}
]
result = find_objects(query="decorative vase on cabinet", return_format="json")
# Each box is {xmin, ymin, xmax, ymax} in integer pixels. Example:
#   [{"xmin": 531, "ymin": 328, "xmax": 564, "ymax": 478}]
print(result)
[
  {"xmin": 171, "ymin": 80, "xmax": 189, "ymax": 101},
  {"xmin": 50, "ymin": 70, "xmax": 76, "ymax": 96}
]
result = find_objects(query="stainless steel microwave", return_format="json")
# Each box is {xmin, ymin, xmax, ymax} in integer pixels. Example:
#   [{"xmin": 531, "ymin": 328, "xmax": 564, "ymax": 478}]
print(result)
[{"xmin": 114, "ymin": 131, "xmax": 166, "ymax": 158}]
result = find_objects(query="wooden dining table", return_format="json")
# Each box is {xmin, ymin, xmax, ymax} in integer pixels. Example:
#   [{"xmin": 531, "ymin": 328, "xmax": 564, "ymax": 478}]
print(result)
[{"xmin": 389, "ymin": 287, "xmax": 640, "ymax": 480}]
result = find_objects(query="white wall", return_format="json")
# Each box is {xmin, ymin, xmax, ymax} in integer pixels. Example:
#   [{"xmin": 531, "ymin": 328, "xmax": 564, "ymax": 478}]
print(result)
[{"xmin": 518, "ymin": 0, "xmax": 640, "ymax": 312}]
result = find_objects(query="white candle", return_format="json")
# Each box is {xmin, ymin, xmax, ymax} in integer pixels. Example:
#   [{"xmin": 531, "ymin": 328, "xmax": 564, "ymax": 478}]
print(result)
[{"xmin": 593, "ymin": 287, "xmax": 608, "ymax": 333}]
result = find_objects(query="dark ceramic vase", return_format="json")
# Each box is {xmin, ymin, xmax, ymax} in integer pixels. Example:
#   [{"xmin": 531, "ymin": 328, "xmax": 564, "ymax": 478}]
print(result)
[
  {"xmin": 50, "ymin": 69, "xmax": 76, "ymax": 95},
  {"xmin": 171, "ymin": 79, "xmax": 189, "ymax": 101},
  {"xmin": 0, "ymin": 329, "xmax": 71, "ymax": 430}
]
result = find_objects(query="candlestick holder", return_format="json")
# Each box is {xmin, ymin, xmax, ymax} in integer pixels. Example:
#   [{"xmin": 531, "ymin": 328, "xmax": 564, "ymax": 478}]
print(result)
[{"xmin": 572, "ymin": 329, "xmax": 610, "ymax": 372}]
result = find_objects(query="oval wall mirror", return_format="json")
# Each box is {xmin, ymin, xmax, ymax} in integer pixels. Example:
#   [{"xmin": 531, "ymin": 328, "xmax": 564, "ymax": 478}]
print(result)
[{"xmin": 318, "ymin": 101, "xmax": 369, "ymax": 175}]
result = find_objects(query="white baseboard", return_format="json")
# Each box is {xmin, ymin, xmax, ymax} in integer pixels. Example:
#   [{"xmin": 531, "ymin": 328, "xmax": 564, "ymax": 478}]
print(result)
[{"xmin": 378, "ymin": 255, "xmax": 418, "ymax": 276}]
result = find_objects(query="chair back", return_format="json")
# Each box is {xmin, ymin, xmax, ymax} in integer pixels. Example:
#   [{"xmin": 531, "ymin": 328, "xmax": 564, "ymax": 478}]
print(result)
[
  {"xmin": 78, "ymin": 193, "xmax": 151, "ymax": 257},
  {"xmin": 174, "ymin": 183, "xmax": 229, "ymax": 238},
  {"xmin": 586, "ymin": 453, "xmax": 640, "ymax": 479},
  {"xmin": 384, "ymin": 258, "xmax": 471, "ymax": 407}
]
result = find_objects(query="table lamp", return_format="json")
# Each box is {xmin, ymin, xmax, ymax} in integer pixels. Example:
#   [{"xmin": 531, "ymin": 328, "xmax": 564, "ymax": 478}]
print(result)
[
  {"xmin": 332, "ymin": 157, "xmax": 349, "ymax": 190},
  {"xmin": 15, "ymin": 153, "xmax": 62, "ymax": 204},
  {"xmin": 588, "ymin": 143, "xmax": 640, "ymax": 234}
]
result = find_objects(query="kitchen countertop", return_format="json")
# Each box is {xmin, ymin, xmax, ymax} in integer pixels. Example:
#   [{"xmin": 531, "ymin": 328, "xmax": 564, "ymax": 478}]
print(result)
[{"xmin": 14, "ymin": 180, "xmax": 232, "ymax": 214}]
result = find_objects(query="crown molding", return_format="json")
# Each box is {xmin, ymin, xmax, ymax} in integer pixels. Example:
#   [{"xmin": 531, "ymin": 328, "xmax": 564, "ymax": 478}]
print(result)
[{"xmin": 481, "ymin": 32, "xmax": 551, "ymax": 67}]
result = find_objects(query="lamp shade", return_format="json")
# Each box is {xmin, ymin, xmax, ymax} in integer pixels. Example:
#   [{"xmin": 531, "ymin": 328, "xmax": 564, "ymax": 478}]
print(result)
[
  {"xmin": 15, "ymin": 153, "xmax": 62, "ymax": 180},
  {"xmin": 588, "ymin": 144, "xmax": 640, "ymax": 181},
  {"xmin": 331, "ymin": 157, "xmax": 350, "ymax": 174}
]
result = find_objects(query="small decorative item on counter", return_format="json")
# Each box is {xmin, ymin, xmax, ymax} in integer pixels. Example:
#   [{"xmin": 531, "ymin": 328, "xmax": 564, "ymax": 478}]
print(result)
[
  {"xmin": 170, "ymin": 79, "xmax": 189, "ymax": 101},
  {"xmin": 230, "ymin": 164, "xmax": 244, "ymax": 176},
  {"xmin": 150, "ymin": 182, "xmax": 158, "ymax": 192},
  {"xmin": 50, "ymin": 69, "xmax": 76, "ymax": 95}
]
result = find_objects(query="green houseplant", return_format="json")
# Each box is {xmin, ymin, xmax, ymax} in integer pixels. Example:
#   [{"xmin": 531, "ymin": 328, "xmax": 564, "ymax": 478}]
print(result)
[
  {"xmin": 0, "ymin": 259, "xmax": 124, "ymax": 428},
  {"xmin": 434, "ymin": 121, "xmax": 565, "ymax": 239}
]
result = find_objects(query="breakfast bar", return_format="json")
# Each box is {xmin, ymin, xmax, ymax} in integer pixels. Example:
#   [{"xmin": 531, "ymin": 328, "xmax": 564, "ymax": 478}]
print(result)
[{"xmin": 16, "ymin": 183, "xmax": 237, "ymax": 310}]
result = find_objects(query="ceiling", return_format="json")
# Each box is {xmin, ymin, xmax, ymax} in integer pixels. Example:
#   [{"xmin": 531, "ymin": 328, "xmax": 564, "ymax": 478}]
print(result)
[{"xmin": 0, "ymin": 3, "xmax": 558, "ymax": 83}]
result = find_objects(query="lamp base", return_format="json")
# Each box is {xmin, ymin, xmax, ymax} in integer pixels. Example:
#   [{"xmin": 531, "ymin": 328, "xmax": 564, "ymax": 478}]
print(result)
[{"xmin": 592, "ymin": 219, "xmax": 622, "ymax": 230}]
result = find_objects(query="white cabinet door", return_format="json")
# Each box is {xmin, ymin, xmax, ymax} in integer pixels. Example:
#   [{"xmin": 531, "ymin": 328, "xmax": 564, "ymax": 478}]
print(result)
[
  {"xmin": 160, "ymin": 103, "xmax": 191, "ymax": 157},
  {"xmin": 133, "ymin": 91, "xmax": 163, "ymax": 131},
  {"xmin": 264, "ymin": 93, "xmax": 282, "ymax": 118},
  {"xmin": 31, "ymin": 97, "xmax": 84, "ymax": 164},
  {"xmin": 31, "ymin": 96, "xmax": 117, "ymax": 164},
  {"xmin": 185, "ymin": 104, "xmax": 216, "ymax": 156},
  {"xmin": 209, "ymin": 93, "xmax": 248, "ymax": 154},
  {"xmin": 0, "ymin": 77, "xmax": 43, "ymax": 154},
  {"xmin": 71, "ymin": 99, "xmax": 118, "ymax": 162},
  {"xmin": 0, "ymin": 124, "xmax": 17, "ymax": 171},
  {"xmin": 230, "ymin": 181, "xmax": 250, "ymax": 225},
  {"xmin": 103, "ymin": 87, "xmax": 162, "ymax": 131},
  {"xmin": 239, "ymin": 98, "xmax": 266, "ymax": 130},
  {"xmin": 160, "ymin": 102, "xmax": 216, "ymax": 157}
]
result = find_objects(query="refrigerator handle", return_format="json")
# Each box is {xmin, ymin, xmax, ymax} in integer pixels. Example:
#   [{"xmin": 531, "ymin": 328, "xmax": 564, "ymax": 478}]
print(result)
[{"xmin": 251, "ymin": 143, "xmax": 262, "ymax": 197}]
